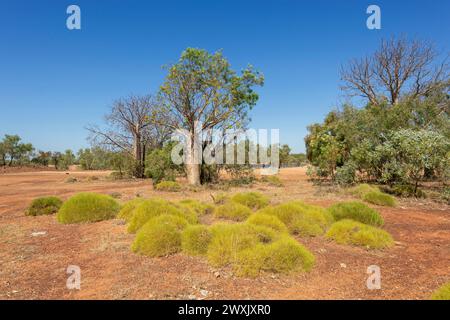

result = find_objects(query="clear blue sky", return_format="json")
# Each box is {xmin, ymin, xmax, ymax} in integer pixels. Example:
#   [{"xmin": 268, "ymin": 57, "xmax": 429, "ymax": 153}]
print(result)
[{"xmin": 0, "ymin": 0, "xmax": 449, "ymax": 153}]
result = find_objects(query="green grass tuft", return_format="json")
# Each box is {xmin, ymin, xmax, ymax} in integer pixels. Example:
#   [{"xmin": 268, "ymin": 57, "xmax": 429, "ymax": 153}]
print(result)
[
  {"xmin": 257, "ymin": 201, "xmax": 334, "ymax": 236},
  {"xmin": 181, "ymin": 225, "xmax": 213, "ymax": 256},
  {"xmin": 57, "ymin": 193, "xmax": 120, "ymax": 224},
  {"xmin": 246, "ymin": 213, "xmax": 289, "ymax": 233},
  {"xmin": 326, "ymin": 219, "xmax": 394, "ymax": 249},
  {"xmin": 328, "ymin": 201, "xmax": 384, "ymax": 226},
  {"xmin": 431, "ymin": 282, "xmax": 450, "ymax": 300},
  {"xmin": 155, "ymin": 181, "xmax": 181, "ymax": 192},
  {"xmin": 347, "ymin": 184, "xmax": 380, "ymax": 197},
  {"xmin": 117, "ymin": 198, "xmax": 145, "ymax": 222},
  {"xmin": 214, "ymin": 201, "xmax": 253, "ymax": 221},
  {"xmin": 26, "ymin": 196, "xmax": 63, "ymax": 216},
  {"xmin": 231, "ymin": 192, "xmax": 269, "ymax": 210},
  {"xmin": 177, "ymin": 199, "xmax": 214, "ymax": 216},
  {"xmin": 131, "ymin": 215, "xmax": 188, "ymax": 257},
  {"xmin": 363, "ymin": 191, "xmax": 396, "ymax": 207}
]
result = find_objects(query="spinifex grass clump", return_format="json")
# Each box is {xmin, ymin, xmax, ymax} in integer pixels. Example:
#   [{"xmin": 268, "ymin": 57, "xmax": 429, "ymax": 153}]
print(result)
[
  {"xmin": 155, "ymin": 181, "xmax": 181, "ymax": 192},
  {"xmin": 127, "ymin": 198, "xmax": 197, "ymax": 233},
  {"xmin": 57, "ymin": 193, "xmax": 120, "ymax": 224},
  {"xmin": 261, "ymin": 175, "xmax": 283, "ymax": 187},
  {"xmin": 181, "ymin": 225, "xmax": 213, "ymax": 256},
  {"xmin": 246, "ymin": 213, "xmax": 289, "ymax": 233},
  {"xmin": 347, "ymin": 184, "xmax": 380, "ymax": 198},
  {"xmin": 328, "ymin": 201, "xmax": 384, "ymax": 227},
  {"xmin": 431, "ymin": 282, "xmax": 450, "ymax": 300},
  {"xmin": 214, "ymin": 201, "xmax": 253, "ymax": 221},
  {"xmin": 117, "ymin": 198, "xmax": 145, "ymax": 222},
  {"xmin": 177, "ymin": 199, "xmax": 214, "ymax": 216},
  {"xmin": 131, "ymin": 215, "xmax": 189, "ymax": 257},
  {"xmin": 363, "ymin": 191, "xmax": 396, "ymax": 207},
  {"xmin": 26, "ymin": 196, "xmax": 63, "ymax": 216},
  {"xmin": 325, "ymin": 219, "xmax": 393, "ymax": 249},
  {"xmin": 257, "ymin": 201, "xmax": 334, "ymax": 236},
  {"xmin": 231, "ymin": 192, "xmax": 269, "ymax": 210}
]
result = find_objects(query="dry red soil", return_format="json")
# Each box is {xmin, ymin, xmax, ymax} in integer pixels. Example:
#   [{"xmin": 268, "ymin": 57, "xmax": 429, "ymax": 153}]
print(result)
[{"xmin": 0, "ymin": 168, "xmax": 449, "ymax": 300}]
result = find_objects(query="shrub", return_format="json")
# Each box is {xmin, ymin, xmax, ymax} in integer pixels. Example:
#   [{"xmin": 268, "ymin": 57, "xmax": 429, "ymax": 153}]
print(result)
[
  {"xmin": 328, "ymin": 201, "xmax": 384, "ymax": 227},
  {"xmin": 363, "ymin": 191, "xmax": 396, "ymax": 207},
  {"xmin": 231, "ymin": 192, "xmax": 269, "ymax": 210},
  {"xmin": 234, "ymin": 236, "xmax": 315, "ymax": 277},
  {"xmin": 257, "ymin": 201, "xmax": 334, "ymax": 236},
  {"xmin": 127, "ymin": 198, "xmax": 196, "ymax": 233},
  {"xmin": 335, "ymin": 162, "xmax": 357, "ymax": 185},
  {"xmin": 26, "ymin": 196, "xmax": 63, "ymax": 216},
  {"xmin": 181, "ymin": 225, "xmax": 213, "ymax": 256},
  {"xmin": 261, "ymin": 175, "xmax": 283, "ymax": 187},
  {"xmin": 117, "ymin": 198, "xmax": 145, "ymax": 222},
  {"xmin": 325, "ymin": 219, "xmax": 394, "ymax": 249},
  {"xmin": 390, "ymin": 184, "xmax": 426, "ymax": 198},
  {"xmin": 246, "ymin": 213, "xmax": 288, "ymax": 233},
  {"xmin": 214, "ymin": 202, "xmax": 252, "ymax": 221},
  {"xmin": 431, "ymin": 282, "xmax": 450, "ymax": 300},
  {"xmin": 57, "ymin": 193, "xmax": 120, "ymax": 224},
  {"xmin": 177, "ymin": 199, "xmax": 214, "ymax": 216},
  {"xmin": 131, "ymin": 215, "xmax": 188, "ymax": 257},
  {"xmin": 155, "ymin": 181, "xmax": 181, "ymax": 192}
]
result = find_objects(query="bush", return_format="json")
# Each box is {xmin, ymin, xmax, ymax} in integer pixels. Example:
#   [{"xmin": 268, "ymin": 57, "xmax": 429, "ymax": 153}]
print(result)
[
  {"xmin": 181, "ymin": 225, "xmax": 212, "ymax": 256},
  {"xmin": 235, "ymin": 236, "xmax": 315, "ymax": 277},
  {"xmin": 26, "ymin": 196, "xmax": 63, "ymax": 216},
  {"xmin": 363, "ymin": 191, "xmax": 396, "ymax": 207},
  {"xmin": 155, "ymin": 181, "xmax": 182, "ymax": 192},
  {"xmin": 257, "ymin": 201, "xmax": 334, "ymax": 236},
  {"xmin": 214, "ymin": 202, "xmax": 252, "ymax": 221},
  {"xmin": 127, "ymin": 198, "xmax": 196, "ymax": 233},
  {"xmin": 325, "ymin": 219, "xmax": 394, "ymax": 249},
  {"xmin": 390, "ymin": 184, "xmax": 426, "ymax": 198},
  {"xmin": 261, "ymin": 175, "xmax": 283, "ymax": 187},
  {"xmin": 246, "ymin": 213, "xmax": 288, "ymax": 233},
  {"xmin": 57, "ymin": 193, "xmax": 120, "ymax": 224},
  {"xmin": 231, "ymin": 192, "xmax": 269, "ymax": 210},
  {"xmin": 177, "ymin": 199, "xmax": 214, "ymax": 216},
  {"xmin": 117, "ymin": 198, "xmax": 145, "ymax": 222},
  {"xmin": 335, "ymin": 162, "xmax": 357, "ymax": 185},
  {"xmin": 431, "ymin": 282, "xmax": 450, "ymax": 300},
  {"xmin": 131, "ymin": 215, "xmax": 188, "ymax": 257},
  {"xmin": 328, "ymin": 201, "xmax": 384, "ymax": 227}
]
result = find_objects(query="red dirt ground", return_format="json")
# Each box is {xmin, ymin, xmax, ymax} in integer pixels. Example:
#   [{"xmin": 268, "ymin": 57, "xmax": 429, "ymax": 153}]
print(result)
[{"xmin": 0, "ymin": 168, "xmax": 449, "ymax": 300}]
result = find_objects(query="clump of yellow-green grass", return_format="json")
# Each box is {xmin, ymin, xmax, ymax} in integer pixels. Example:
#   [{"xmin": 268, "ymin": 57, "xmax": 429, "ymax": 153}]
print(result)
[
  {"xmin": 257, "ymin": 201, "xmax": 334, "ymax": 237},
  {"xmin": 431, "ymin": 282, "xmax": 450, "ymax": 300},
  {"xmin": 246, "ymin": 213, "xmax": 289, "ymax": 233},
  {"xmin": 117, "ymin": 198, "xmax": 146, "ymax": 222},
  {"xmin": 346, "ymin": 184, "xmax": 396, "ymax": 207},
  {"xmin": 131, "ymin": 215, "xmax": 189, "ymax": 257},
  {"xmin": 127, "ymin": 198, "xmax": 197, "ymax": 233},
  {"xmin": 155, "ymin": 181, "xmax": 181, "ymax": 192},
  {"xmin": 57, "ymin": 193, "xmax": 120, "ymax": 224},
  {"xmin": 26, "ymin": 196, "xmax": 63, "ymax": 216},
  {"xmin": 214, "ymin": 201, "xmax": 252, "ymax": 221},
  {"xmin": 325, "ymin": 219, "xmax": 393, "ymax": 249},
  {"xmin": 181, "ymin": 225, "xmax": 213, "ymax": 256},
  {"xmin": 328, "ymin": 201, "xmax": 384, "ymax": 227},
  {"xmin": 231, "ymin": 192, "xmax": 269, "ymax": 210},
  {"xmin": 347, "ymin": 184, "xmax": 380, "ymax": 197},
  {"xmin": 261, "ymin": 175, "xmax": 283, "ymax": 187},
  {"xmin": 177, "ymin": 199, "xmax": 214, "ymax": 216}
]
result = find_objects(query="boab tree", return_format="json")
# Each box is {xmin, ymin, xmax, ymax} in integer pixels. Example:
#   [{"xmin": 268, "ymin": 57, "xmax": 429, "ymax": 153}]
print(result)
[{"xmin": 153, "ymin": 48, "xmax": 264, "ymax": 185}]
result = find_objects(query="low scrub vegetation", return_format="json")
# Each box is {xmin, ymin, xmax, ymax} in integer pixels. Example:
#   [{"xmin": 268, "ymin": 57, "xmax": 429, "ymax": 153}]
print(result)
[
  {"xmin": 328, "ymin": 201, "xmax": 384, "ymax": 227},
  {"xmin": 363, "ymin": 191, "xmax": 396, "ymax": 207},
  {"xmin": 155, "ymin": 181, "xmax": 182, "ymax": 192},
  {"xmin": 181, "ymin": 225, "xmax": 212, "ymax": 256},
  {"xmin": 431, "ymin": 282, "xmax": 450, "ymax": 300},
  {"xmin": 214, "ymin": 202, "xmax": 252, "ymax": 221},
  {"xmin": 117, "ymin": 198, "xmax": 145, "ymax": 222},
  {"xmin": 231, "ymin": 192, "xmax": 269, "ymax": 210},
  {"xmin": 26, "ymin": 196, "xmax": 63, "ymax": 216},
  {"xmin": 246, "ymin": 213, "xmax": 289, "ymax": 233},
  {"xmin": 177, "ymin": 199, "xmax": 214, "ymax": 216},
  {"xmin": 326, "ymin": 219, "xmax": 393, "ymax": 249},
  {"xmin": 261, "ymin": 175, "xmax": 283, "ymax": 187},
  {"xmin": 57, "ymin": 193, "xmax": 120, "ymax": 224}
]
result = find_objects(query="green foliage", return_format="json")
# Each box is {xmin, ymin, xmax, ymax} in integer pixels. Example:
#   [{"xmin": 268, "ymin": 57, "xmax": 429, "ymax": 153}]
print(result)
[
  {"xmin": 177, "ymin": 199, "xmax": 214, "ymax": 216},
  {"xmin": 431, "ymin": 282, "xmax": 450, "ymax": 300},
  {"xmin": 231, "ymin": 192, "xmax": 269, "ymax": 210},
  {"xmin": 26, "ymin": 196, "xmax": 63, "ymax": 216},
  {"xmin": 131, "ymin": 215, "xmax": 188, "ymax": 257},
  {"xmin": 335, "ymin": 162, "xmax": 357, "ymax": 185},
  {"xmin": 0, "ymin": 134, "xmax": 34, "ymax": 166},
  {"xmin": 214, "ymin": 202, "xmax": 252, "ymax": 221},
  {"xmin": 328, "ymin": 201, "xmax": 384, "ymax": 227},
  {"xmin": 388, "ymin": 184, "xmax": 426, "ymax": 198},
  {"xmin": 257, "ymin": 201, "xmax": 334, "ymax": 236},
  {"xmin": 155, "ymin": 181, "xmax": 182, "ymax": 192},
  {"xmin": 261, "ymin": 175, "xmax": 283, "ymax": 187},
  {"xmin": 246, "ymin": 213, "xmax": 289, "ymax": 233},
  {"xmin": 57, "ymin": 193, "xmax": 120, "ymax": 224},
  {"xmin": 326, "ymin": 219, "xmax": 394, "ymax": 249},
  {"xmin": 117, "ymin": 198, "xmax": 146, "ymax": 222},
  {"xmin": 181, "ymin": 225, "xmax": 213, "ymax": 256},
  {"xmin": 127, "ymin": 198, "xmax": 196, "ymax": 233},
  {"xmin": 145, "ymin": 143, "xmax": 181, "ymax": 185},
  {"xmin": 363, "ymin": 191, "xmax": 396, "ymax": 207},
  {"xmin": 212, "ymin": 193, "xmax": 229, "ymax": 205},
  {"xmin": 346, "ymin": 184, "xmax": 380, "ymax": 198}
]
